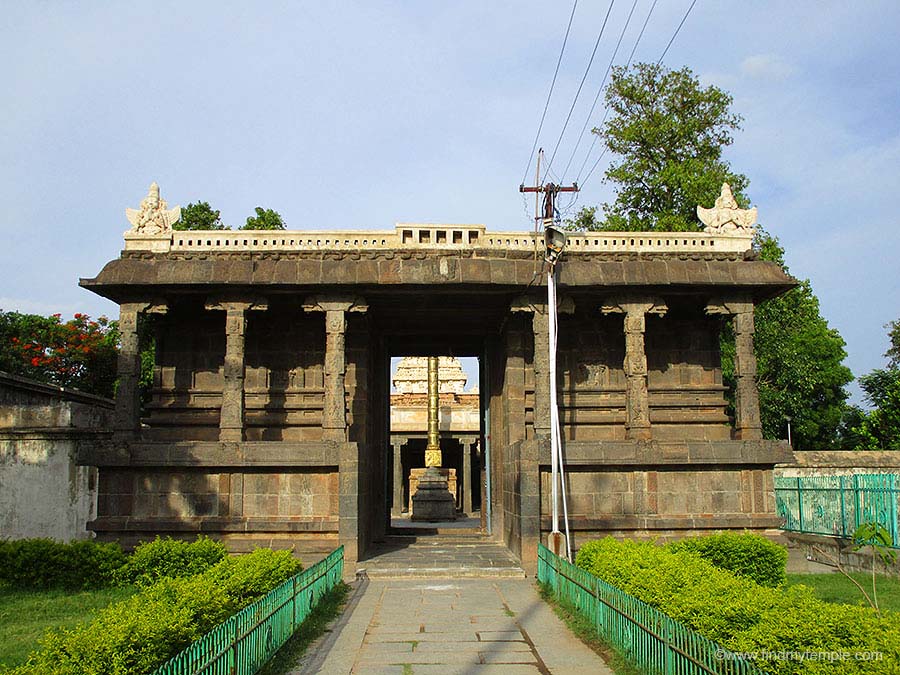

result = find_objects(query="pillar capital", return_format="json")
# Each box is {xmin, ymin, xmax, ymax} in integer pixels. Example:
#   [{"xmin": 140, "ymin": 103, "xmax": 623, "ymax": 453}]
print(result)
[
  {"xmin": 205, "ymin": 296, "xmax": 268, "ymax": 313},
  {"xmin": 601, "ymin": 295, "xmax": 668, "ymax": 319},
  {"xmin": 705, "ymin": 295, "xmax": 753, "ymax": 318},
  {"xmin": 510, "ymin": 295, "xmax": 574, "ymax": 316},
  {"xmin": 302, "ymin": 295, "xmax": 368, "ymax": 315}
]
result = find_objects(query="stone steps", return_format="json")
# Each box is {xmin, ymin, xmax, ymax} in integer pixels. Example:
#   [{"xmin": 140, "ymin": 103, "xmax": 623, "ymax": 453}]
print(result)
[{"xmin": 359, "ymin": 535, "xmax": 526, "ymax": 579}]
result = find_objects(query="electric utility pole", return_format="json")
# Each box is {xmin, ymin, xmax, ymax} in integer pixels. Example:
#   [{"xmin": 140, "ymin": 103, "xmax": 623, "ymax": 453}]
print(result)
[
  {"xmin": 518, "ymin": 182, "xmax": 579, "ymax": 226},
  {"xmin": 518, "ymin": 158, "xmax": 578, "ymax": 561}
]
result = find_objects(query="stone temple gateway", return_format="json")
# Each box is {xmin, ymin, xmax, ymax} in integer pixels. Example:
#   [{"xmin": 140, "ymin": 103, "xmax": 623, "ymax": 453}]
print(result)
[{"xmin": 78, "ymin": 183, "xmax": 794, "ymax": 572}]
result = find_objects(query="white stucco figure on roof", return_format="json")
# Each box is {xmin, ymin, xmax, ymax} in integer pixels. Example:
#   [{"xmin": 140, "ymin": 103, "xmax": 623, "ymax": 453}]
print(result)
[
  {"xmin": 126, "ymin": 182, "xmax": 181, "ymax": 234},
  {"xmin": 697, "ymin": 183, "xmax": 757, "ymax": 235}
]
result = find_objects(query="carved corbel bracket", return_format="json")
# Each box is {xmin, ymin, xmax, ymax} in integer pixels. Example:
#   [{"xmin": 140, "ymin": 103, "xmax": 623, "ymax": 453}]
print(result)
[
  {"xmin": 510, "ymin": 295, "xmax": 575, "ymax": 315},
  {"xmin": 205, "ymin": 296, "xmax": 269, "ymax": 313},
  {"xmin": 302, "ymin": 295, "xmax": 368, "ymax": 314},
  {"xmin": 601, "ymin": 296, "xmax": 668, "ymax": 318},
  {"xmin": 705, "ymin": 295, "xmax": 753, "ymax": 317}
]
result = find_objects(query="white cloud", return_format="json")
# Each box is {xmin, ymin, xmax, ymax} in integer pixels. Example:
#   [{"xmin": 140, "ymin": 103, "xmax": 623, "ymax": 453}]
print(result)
[{"xmin": 740, "ymin": 54, "xmax": 797, "ymax": 82}]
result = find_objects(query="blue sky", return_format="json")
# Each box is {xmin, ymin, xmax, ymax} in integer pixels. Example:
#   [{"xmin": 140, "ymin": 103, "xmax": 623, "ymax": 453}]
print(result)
[{"xmin": 2, "ymin": 2, "xmax": 898, "ymax": 404}]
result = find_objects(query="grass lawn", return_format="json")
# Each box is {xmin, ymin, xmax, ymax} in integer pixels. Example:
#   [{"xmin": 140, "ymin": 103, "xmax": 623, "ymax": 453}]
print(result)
[
  {"xmin": 786, "ymin": 572, "xmax": 900, "ymax": 613},
  {"xmin": 0, "ymin": 585, "xmax": 138, "ymax": 668}
]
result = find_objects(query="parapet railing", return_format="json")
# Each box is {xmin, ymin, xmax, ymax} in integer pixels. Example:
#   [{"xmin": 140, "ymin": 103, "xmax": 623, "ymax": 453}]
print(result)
[
  {"xmin": 124, "ymin": 223, "xmax": 753, "ymax": 254},
  {"xmin": 537, "ymin": 544, "xmax": 765, "ymax": 675},
  {"xmin": 152, "ymin": 546, "xmax": 344, "ymax": 675},
  {"xmin": 775, "ymin": 474, "xmax": 900, "ymax": 547}
]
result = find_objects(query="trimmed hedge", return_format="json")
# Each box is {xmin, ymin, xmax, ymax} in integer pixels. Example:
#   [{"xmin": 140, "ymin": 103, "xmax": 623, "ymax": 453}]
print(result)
[
  {"xmin": 114, "ymin": 536, "xmax": 227, "ymax": 586},
  {"xmin": 4, "ymin": 548, "xmax": 303, "ymax": 675},
  {"xmin": 0, "ymin": 539, "xmax": 126, "ymax": 590},
  {"xmin": 576, "ymin": 538, "xmax": 900, "ymax": 675},
  {"xmin": 666, "ymin": 531, "xmax": 787, "ymax": 587}
]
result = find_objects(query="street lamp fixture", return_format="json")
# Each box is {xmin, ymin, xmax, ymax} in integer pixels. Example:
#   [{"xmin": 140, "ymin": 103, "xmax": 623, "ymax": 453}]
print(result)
[{"xmin": 544, "ymin": 224, "xmax": 568, "ymax": 265}]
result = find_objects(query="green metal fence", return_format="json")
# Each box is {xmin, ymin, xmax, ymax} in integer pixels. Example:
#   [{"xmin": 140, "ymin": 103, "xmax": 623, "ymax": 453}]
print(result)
[
  {"xmin": 775, "ymin": 474, "xmax": 899, "ymax": 547},
  {"xmin": 153, "ymin": 546, "xmax": 344, "ymax": 675},
  {"xmin": 537, "ymin": 544, "xmax": 765, "ymax": 675}
]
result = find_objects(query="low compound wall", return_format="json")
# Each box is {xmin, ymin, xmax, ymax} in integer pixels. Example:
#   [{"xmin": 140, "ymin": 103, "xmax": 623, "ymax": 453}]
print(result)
[
  {"xmin": 776, "ymin": 451, "xmax": 900, "ymax": 575},
  {"xmin": 0, "ymin": 372, "xmax": 112, "ymax": 540}
]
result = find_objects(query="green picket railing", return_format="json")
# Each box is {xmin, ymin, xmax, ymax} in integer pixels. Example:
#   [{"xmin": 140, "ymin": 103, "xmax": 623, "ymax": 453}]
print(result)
[
  {"xmin": 775, "ymin": 474, "xmax": 899, "ymax": 547},
  {"xmin": 537, "ymin": 544, "xmax": 766, "ymax": 675},
  {"xmin": 153, "ymin": 546, "xmax": 344, "ymax": 675}
]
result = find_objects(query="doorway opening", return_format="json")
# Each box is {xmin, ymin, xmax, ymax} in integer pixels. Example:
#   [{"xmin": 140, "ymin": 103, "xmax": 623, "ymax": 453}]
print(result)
[{"xmin": 388, "ymin": 355, "xmax": 484, "ymax": 532}]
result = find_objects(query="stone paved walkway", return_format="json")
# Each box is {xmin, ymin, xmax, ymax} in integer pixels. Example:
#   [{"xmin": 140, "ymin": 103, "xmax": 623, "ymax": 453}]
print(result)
[{"xmin": 291, "ymin": 578, "xmax": 612, "ymax": 674}]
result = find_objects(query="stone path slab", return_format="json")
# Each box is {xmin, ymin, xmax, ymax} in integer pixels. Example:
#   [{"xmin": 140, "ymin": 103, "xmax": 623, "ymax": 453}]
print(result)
[{"xmin": 291, "ymin": 578, "xmax": 612, "ymax": 674}]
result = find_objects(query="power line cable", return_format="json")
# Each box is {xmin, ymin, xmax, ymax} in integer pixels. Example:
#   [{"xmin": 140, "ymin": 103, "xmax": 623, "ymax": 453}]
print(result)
[
  {"xmin": 541, "ymin": 0, "xmax": 617, "ymax": 182},
  {"xmin": 573, "ymin": 0, "xmax": 659, "ymax": 185},
  {"xmin": 560, "ymin": 0, "xmax": 639, "ymax": 182},
  {"xmin": 657, "ymin": 0, "xmax": 698, "ymax": 65},
  {"xmin": 521, "ymin": 0, "xmax": 579, "ymax": 186},
  {"xmin": 580, "ymin": 0, "xmax": 696, "ymax": 189}
]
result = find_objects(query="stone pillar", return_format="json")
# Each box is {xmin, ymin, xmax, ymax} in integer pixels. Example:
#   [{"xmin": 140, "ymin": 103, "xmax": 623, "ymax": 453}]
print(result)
[
  {"xmin": 460, "ymin": 435, "xmax": 476, "ymax": 514},
  {"xmin": 304, "ymin": 297, "xmax": 368, "ymax": 442},
  {"xmin": 114, "ymin": 302, "xmax": 148, "ymax": 438},
  {"xmin": 391, "ymin": 436, "xmax": 408, "ymax": 516},
  {"xmin": 531, "ymin": 307, "xmax": 552, "ymax": 439},
  {"xmin": 511, "ymin": 295, "xmax": 574, "ymax": 440},
  {"xmin": 206, "ymin": 298, "xmax": 267, "ymax": 442},
  {"xmin": 707, "ymin": 298, "xmax": 762, "ymax": 440},
  {"xmin": 602, "ymin": 297, "xmax": 667, "ymax": 440}
]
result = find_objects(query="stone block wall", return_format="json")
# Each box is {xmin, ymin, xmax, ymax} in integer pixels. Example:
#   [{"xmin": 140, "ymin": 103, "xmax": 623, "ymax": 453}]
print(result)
[
  {"xmin": 97, "ymin": 468, "xmax": 338, "ymax": 520},
  {"xmin": 90, "ymin": 462, "xmax": 341, "ymax": 558},
  {"xmin": 536, "ymin": 440, "xmax": 789, "ymax": 550}
]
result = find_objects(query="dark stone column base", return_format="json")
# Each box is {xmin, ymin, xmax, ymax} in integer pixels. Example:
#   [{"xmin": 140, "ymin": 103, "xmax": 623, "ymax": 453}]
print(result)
[{"xmin": 411, "ymin": 467, "xmax": 457, "ymax": 522}]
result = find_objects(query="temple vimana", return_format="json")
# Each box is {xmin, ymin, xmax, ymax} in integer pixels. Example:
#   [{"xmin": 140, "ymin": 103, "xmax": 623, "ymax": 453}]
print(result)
[{"xmin": 78, "ymin": 182, "xmax": 794, "ymax": 571}]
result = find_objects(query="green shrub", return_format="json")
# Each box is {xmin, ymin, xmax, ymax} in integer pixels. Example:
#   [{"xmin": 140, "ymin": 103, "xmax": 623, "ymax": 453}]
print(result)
[
  {"xmin": 575, "ymin": 537, "xmax": 900, "ymax": 674},
  {"xmin": 5, "ymin": 548, "xmax": 303, "ymax": 675},
  {"xmin": 666, "ymin": 531, "xmax": 788, "ymax": 587},
  {"xmin": 0, "ymin": 539, "xmax": 126, "ymax": 590},
  {"xmin": 114, "ymin": 535, "xmax": 226, "ymax": 586}
]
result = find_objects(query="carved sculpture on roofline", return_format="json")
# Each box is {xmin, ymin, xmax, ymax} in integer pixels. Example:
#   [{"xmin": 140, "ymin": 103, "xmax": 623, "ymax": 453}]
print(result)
[
  {"xmin": 126, "ymin": 182, "xmax": 181, "ymax": 235},
  {"xmin": 697, "ymin": 183, "xmax": 757, "ymax": 235}
]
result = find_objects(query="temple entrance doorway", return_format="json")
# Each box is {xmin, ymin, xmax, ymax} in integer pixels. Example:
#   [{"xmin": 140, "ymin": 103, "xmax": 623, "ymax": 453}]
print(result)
[{"xmin": 388, "ymin": 355, "xmax": 484, "ymax": 532}]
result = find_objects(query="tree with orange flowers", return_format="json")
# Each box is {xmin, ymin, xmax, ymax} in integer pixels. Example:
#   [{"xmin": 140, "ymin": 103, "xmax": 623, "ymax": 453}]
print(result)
[{"xmin": 0, "ymin": 310, "xmax": 119, "ymax": 397}]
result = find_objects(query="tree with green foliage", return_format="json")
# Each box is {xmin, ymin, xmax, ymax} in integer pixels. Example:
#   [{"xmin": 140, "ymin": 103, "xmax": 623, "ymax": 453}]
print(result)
[
  {"xmin": 0, "ymin": 310, "xmax": 119, "ymax": 397},
  {"xmin": 843, "ymin": 320, "xmax": 900, "ymax": 450},
  {"xmin": 572, "ymin": 62, "xmax": 748, "ymax": 231},
  {"xmin": 568, "ymin": 63, "xmax": 853, "ymax": 448},
  {"xmin": 240, "ymin": 207, "xmax": 285, "ymax": 230},
  {"xmin": 174, "ymin": 201, "xmax": 228, "ymax": 230},
  {"xmin": 720, "ymin": 232, "xmax": 852, "ymax": 448}
]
